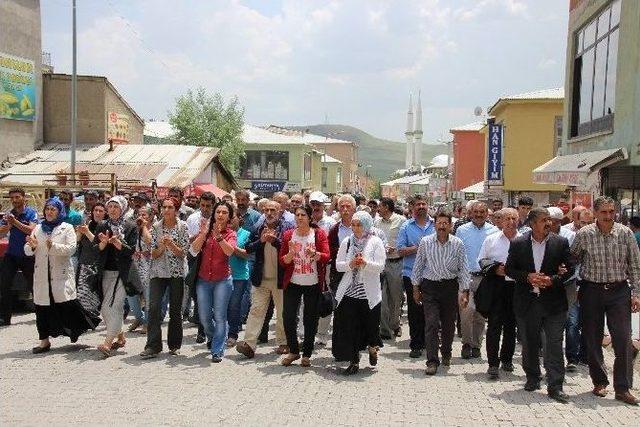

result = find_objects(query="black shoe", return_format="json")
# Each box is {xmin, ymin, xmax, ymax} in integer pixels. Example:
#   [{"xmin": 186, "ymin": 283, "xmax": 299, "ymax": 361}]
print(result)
[
  {"xmin": 211, "ymin": 354, "xmax": 222, "ymax": 363},
  {"xmin": 206, "ymin": 341, "xmax": 212, "ymax": 350},
  {"xmin": 441, "ymin": 356, "xmax": 451, "ymax": 367},
  {"xmin": 342, "ymin": 364, "xmax": 359, "ymax": 376},
  {"xmin": 32, "ymin": 344, "xmax": 51, "ymax": 354},
  {"xmin": 487, "ymin": 366, "xmax": 499, "ymax": 380},
  {"xmin": 548, "ymin": 390, "xmax": 569, "ymax": 404},
  {"xmin": 409, "ymin": 349, "xmax": 422, "ymax": 358},
  {"xmin": 369, "ymin": 348, "xmax": 378, "ymax": 366},
  {"xmin": 0, "ymin": 318, "xmax": 10, "ymax": 327},
  {"xmin": 461, "ymin": 344, "xmax": 472, "ymax": 359},
  {"xmin": 566, "ymin": 363, "xmax": 577, "ymax": 373},
  {"xmin": 139, "ymin": 348, "xmax": 159, "ymax": 359},
  {"xmin": 70, "ymin": 334, "xmax": 79, "ymax": 344},
  {"xmin": 501, "ymin": 362, "xmax": 514, "ymax": 372},
  {"xmin": 471, "ymin": 347, "xmax": 481, "ymax": 358},
  {"xmin": 196, "ymin": 333, "xmax": 206, "ymax": 344},
  {"xmin": 524, "ymin": 380, "xmax": 541, "ymax": 392},
  {"xmin": 425, "ymin": 363, "xmax": 438, "ymax": 376},
  {"xmin": 393, "ymin": 327, "xmax": 402, "ymax": 338}
]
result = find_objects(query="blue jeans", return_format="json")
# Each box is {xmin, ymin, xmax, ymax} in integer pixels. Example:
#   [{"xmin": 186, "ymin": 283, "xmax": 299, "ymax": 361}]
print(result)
[
  {"xmin": 196, "ymin": 276, "xmax": 233, "ymax": 357},
  {"xmin": 228, "ymin": 279, "xmax": 249, "ymax": 339},
  {"xmin": 565, "ymin": 300, "xmax": 585, "ymax": 363}
]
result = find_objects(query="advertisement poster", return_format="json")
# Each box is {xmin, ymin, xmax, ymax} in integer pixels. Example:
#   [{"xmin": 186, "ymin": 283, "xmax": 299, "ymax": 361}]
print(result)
[
  {"xmin": 0, "ymin": 52, "xmax": 36, "ymax": 121},
  {"xmin": 107, "ymin": 111, "xmax": 130, "ymax": 143}
]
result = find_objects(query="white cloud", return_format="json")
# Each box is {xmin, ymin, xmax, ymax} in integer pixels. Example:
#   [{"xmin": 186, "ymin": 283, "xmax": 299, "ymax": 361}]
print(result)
[{"xmin": 538, "ymin": 58, "xmax": 558, "ymax": 70}]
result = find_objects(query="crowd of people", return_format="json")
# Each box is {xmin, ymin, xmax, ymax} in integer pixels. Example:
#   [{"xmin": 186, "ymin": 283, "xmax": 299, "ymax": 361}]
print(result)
[{"xmin": 1, "ymin": 186, "xmax": 640, "ymax": 406}]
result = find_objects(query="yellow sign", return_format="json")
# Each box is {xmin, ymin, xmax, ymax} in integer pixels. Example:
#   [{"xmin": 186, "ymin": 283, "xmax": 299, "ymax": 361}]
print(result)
[{"xmin": 107, "ymin": 111, "xmax": 129, "ymax": 143}]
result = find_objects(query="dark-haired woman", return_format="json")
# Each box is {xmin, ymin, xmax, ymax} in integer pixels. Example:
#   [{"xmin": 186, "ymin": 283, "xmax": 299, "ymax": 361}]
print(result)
[
  {"xmin": 190, "ymin": 201, "xmax": 237, "ymax": 363},
  {"xmin": 139, "ymin": 197, "xmax": 189, "ymax": 359},
  {"xmin": 75, "ymin": 202, "xmax": 106, "ymax": 326},
  {"xmin": 278, "ymin": 205, "xmax": 330, "ymax": 367}
]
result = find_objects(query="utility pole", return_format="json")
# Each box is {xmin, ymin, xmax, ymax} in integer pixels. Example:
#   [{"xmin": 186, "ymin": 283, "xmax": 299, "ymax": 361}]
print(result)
[{"xmin": 70, "ymin": 0, "xmax": 77, "ymax": 184}]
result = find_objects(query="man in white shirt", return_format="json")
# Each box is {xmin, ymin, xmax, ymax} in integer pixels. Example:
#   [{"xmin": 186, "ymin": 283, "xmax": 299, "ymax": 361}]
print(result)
[
  {"xmin": 375, "ymin": 197, "xmax": 406, "ymax": 339},
  {"xmin": 186, "ymin": 192, "xmax": 216, "ymax": 241},
  {"xmin": 478, "ymin": 208, "xmax": 520, "ymax": 380},
  {"xmin": 562, "ymin": 205, "xmax": 587, "ymax": 233},
  {"xmin": 548, "ymin": 207, "xmax": 575, "ymax": 245}
]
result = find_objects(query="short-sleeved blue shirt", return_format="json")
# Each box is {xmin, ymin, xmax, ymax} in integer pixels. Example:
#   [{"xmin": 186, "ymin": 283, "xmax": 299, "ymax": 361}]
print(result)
[
  {"xmin": 230, "ymin": 227, "xmax": 251, "ymax": 280},
  {"xmin": 396, "ymin": 218, "xmax": 435, "ymax": 277},
  {"xmin": 5, "ymin": 206, "xmax": 38, "ymax": 257}
]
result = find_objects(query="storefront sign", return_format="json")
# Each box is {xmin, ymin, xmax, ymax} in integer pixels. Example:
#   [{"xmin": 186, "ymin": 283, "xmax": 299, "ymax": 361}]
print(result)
[
  {"xmin": 251, "ymin": 181, "xmax": 285, "ymax": 193},
  {"xmin": 532, "ymin": 171, "xmax": 587, "ymax": 186},
  {"xmin": 107, "ymin": 111, "xmax": 130, "ymax": 143},
  {"xmin": 486, "ymin": 124, "xmax": 503, "ymax": 185},
  {"xmin": 464, "ymin": 192, "xmax": 476, "ymax": 201},
  {"xmin": 0, "ymin": 52, "xmax": 36, "ymax": 121}
]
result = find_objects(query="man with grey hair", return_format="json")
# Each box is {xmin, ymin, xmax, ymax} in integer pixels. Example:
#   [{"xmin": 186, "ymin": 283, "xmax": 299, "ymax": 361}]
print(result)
[
  {"xmin": 562, "ymin": 205, "xmax": 587, "ymax": 233},
  {"xmin": 571, "ymin": 196, "xmax": 640, "ymax": 405},
  {"xmin": 455, "ymin": 200, "xmax": 498, "ymax": 359},
  {"xmin": 236, "ymin": 200, "xmax": 294, "ymax": 359},
  {"xmin": 478, "ymin": 208, "xmax": 520, "ymax": 379}
]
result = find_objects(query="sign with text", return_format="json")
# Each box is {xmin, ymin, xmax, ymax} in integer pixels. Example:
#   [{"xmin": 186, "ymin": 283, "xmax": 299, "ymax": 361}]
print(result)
[
  {"xmin": 107, "ymin": 111, "xmax": 130, "ymax": 143},
  {"xmin": 486, "ymin": 124, "xmax": 503, "ymax": 185},
  {"xmin": 251, "ymin": 181, "xmax": 285, "ymax": 193},
  {"xmin": 0, "ymin": 52, "xmax": 36, "ymax": 121}
]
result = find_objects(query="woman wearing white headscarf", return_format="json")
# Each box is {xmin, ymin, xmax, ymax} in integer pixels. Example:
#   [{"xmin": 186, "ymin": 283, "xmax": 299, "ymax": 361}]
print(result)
[
  {"xmin": 331, "ymin": 211, "xmax": 386, "ymax": 375},
  {"xmin": 94, "ymin": 196, "xmax": 139, "ymax": 357}
]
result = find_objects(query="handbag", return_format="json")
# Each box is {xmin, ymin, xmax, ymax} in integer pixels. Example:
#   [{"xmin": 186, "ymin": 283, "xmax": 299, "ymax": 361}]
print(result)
[{"xmin": 318, "ymin": 284, "xmax": 335, "ymax": 318}]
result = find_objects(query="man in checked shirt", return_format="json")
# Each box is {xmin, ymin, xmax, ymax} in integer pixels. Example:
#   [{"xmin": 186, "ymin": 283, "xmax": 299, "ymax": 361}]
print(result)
[{"xmin": 570, "ymin": 196, "xmax": 640, "ymax": 406}]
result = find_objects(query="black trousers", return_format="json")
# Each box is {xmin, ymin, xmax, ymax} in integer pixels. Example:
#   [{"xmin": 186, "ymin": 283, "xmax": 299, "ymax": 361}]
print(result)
[
  {"xmin": 516, "ymin": 300, "xmax": 566, "ymax": 392},
  {"xmin": 0, "ymin": 254, "xmax": 35, "ymax": 322},
  {"xmin": 403, "ymin": 276, "xmax": 424, "ymax": 350},
  {"xmin": 485, "ymin": 279, "xmax": 516, "ymax": 367},
  {"xmin": 580, "ymin": 281, "xmax": 634, "ymax": 392},
  {"xmin": 146, "ymin": 277, "xmax": 184, "ymax": 352},
  {"xmin": 420, "ymin": 279, "xmax": 458, "ymax": 365},
  {"xmin": 283, "ymin": 283, "xmax": 320, "ymax": 357}
]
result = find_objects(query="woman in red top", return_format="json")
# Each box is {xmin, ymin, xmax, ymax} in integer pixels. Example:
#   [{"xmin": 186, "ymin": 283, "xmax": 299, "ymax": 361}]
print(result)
[
  {"xmin": 279, "ymin": 204, "xmax": 330, "ymax": 367},
  {"xmin": 190, "ymin": 201, "xmax": 237, "ymax": 363}
]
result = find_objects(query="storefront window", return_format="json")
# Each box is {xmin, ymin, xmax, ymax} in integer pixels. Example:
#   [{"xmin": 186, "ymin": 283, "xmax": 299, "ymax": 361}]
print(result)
[
  {"xmin": 304, "ymin": 153, "xmax": 312, "ymax": 181},
  {"xmin": 321, "ymin": 167, "xmax": 327, "ymax": 189},
  {"xmin": 241, "ymin": 150, "xmax": 289, "ymax": 180},
  {"xmin": 336, "ymin": 167, "xmax": 342, "ymax": 190}
]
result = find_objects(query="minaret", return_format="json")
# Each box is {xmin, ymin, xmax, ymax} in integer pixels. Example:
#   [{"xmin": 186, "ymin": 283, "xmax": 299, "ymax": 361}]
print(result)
[
  {"xmin": 405, "ymin": 93, "xmax": 414, "ymax": 169},
  {"xmin": 413, "ymin": 90, "xmax": 423, "ymax": 169}
]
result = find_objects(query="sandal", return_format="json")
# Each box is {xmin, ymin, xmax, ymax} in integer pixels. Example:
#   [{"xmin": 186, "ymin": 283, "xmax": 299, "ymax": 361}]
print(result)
[
  {"xmin": 368, "ymin": 346, "xmax": 378, "ymax": 366},
  {"xmin": 97, "ymin": 344, "xmax": 112, "ymax": 357},
  {"xmin": 281, "ymin": 353, "xmax": 301, "ymax": 366},
  {"xmin": 111, "ymin": 339, "xmax": 126, "ymax": 350},
  {"xmin": 300, "ymin": 357, "xmax": 311, "ymax": 367}
]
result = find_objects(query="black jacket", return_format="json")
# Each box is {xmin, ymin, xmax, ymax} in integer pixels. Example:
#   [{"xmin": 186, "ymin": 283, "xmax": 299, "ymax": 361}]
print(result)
[
  {"xmin": 245, "ymin": 219, "xmax": 291, "ymax": 289},
  {"xmin": 93, "ymin": 220, "xmax": 141, "ymax": 298},
  {"xmin": 474, "ymin": 260, "xmax": 501, "ymax": 318},
  {"xmin": 505, "ymin": 231, "xmax": 574, "ymax": 316}
]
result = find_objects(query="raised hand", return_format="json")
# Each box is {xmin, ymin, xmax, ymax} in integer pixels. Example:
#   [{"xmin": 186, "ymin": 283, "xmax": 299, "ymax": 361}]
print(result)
[
  {"xmin": 26, "ymin": 234, "xmax": 38, "ymax": 250},
  {"xmin": 98, "ymin": 232, "xmax": 109, "ymax": 244}
]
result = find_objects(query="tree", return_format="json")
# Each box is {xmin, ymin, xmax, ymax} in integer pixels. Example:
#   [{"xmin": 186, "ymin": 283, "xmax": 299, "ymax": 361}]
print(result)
[{"xmin": 168, "ymin": 87, "xmax": 245, "ymax": 173}]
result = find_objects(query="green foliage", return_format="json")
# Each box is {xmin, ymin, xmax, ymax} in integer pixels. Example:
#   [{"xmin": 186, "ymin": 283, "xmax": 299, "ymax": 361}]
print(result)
[
  {"xmin": 168, "ymin": 87, "xmax": 245, "ymax": 173},
  {"xmin": 370, "ymin": 180, "xmax": 382, "ymax": 199}
]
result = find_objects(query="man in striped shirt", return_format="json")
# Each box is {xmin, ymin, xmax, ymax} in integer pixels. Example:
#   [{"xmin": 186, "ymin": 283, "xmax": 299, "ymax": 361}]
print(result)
[
  {"xmin": 411, "ymin": 212, "xmax": 471, "ymax": 375},
  {"xmin": 570, "ymin": 196, "xmax": 640, "ymax": 406}
]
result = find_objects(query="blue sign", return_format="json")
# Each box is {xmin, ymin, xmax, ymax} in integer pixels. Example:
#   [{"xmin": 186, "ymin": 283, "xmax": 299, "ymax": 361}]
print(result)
[
  {"xmin": 487, "ymin": 124, "xmax": 503, "ymax": 185},
  {"xmin": 251, "ymin": 181, "xmax": 285, "ymax": 193}
]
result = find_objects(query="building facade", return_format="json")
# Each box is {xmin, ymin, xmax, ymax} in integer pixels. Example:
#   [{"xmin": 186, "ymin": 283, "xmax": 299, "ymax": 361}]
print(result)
[
  {"xmin": 0, "ymin": 0, "xmax": 43, "ymax": 163},
  {"xmin": 449, "ymin": 122, "xmax": 485, "ymax": 191},
  {"xmin": 534, "ymin": 0, "xmax": 638, "ymax": 217},
  {"xmin": 43, "ymin": 74, "xmax": 144, "ymax": 145},
  {"xmin": 485, "ymin": 88, "xmax": 566, "ymax": 205}
]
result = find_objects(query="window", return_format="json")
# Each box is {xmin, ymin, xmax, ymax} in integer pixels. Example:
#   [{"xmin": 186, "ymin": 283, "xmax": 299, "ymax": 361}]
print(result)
[
  {"xmin": 241, "ymin": 150, "xmax": 289, "ymax": 180},
  {"xmin": 554, "ymin": 116, "xmax": 563, "ymax": 154},
  {"xmin": 321, "ymin": 167, "xmax": 328, "ymax": 189},
  {"xmin": 571, "ymin": 0, "xmax": 620, "ymax": 138},
  {"xmin": 336, "ymin": 167, "xmax": 342, "ymax": 190},
  {"xmin": 304, "ymin": 153, "xmax": 311, "ymax": 181}
]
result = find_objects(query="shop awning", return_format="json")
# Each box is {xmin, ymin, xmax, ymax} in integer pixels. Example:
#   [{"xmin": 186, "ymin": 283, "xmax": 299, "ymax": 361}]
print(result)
[
  {"xmin": 186, "ymin": 183, "xmax": 230, "ymax": 199},
  {"xmin": 460, "ymin": 181, "xmax": 485, "ymax": 194},
  {"xmin": 532, "ymin": 148, "xmax": 627, "ymax": 186}
]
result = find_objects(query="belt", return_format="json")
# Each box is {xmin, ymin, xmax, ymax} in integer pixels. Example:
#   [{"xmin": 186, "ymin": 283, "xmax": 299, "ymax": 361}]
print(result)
[
  {"xmin": 423, "ymin": 278, "xmax": 458, "ymax": 284},
  {"xmin": 471, "ymin": 272, "xmax": 483, "ymax": 277},
  {"xmin": 584, "ymin": 280, "xmax": 628, "ymax": 290},
  {"xmin": 387, "ymin": 257, "xmax": 403, "ymax": 263}
]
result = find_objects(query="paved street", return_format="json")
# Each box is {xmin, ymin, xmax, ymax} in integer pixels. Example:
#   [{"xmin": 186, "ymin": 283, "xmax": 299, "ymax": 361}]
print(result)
[{"xmin": 1, "ymin": 312, "xmax": 638, "ymax": 426}]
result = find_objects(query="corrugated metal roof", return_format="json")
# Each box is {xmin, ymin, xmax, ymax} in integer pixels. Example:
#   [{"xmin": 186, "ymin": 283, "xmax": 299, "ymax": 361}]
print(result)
[
  {"xmin": 450, "ymin": 121, "xmax": 485, "ymax": 132},
  {"xmin": 0, "ymin": 143, "xmax": 218, "ymax": 188},
  {"xmin": 460, "ymin": 181, "xmax": 485, "ymax": 194},
  {"xmin": 533, "ymin": 148, "xmax": 626, "ymax": 173},
  {"xmin": 381, "ymin": 174, "xmax": 427, "ymax": 186},
  {"xmin": 502, "ymin": 88, "xmax": 564, "ymax": 100}
]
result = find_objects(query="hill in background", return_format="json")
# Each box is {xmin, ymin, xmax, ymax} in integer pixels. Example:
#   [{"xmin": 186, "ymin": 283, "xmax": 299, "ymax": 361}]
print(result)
[{"xmin": 288, "ymin": 124, "xmax": 448, "ymax": 180}]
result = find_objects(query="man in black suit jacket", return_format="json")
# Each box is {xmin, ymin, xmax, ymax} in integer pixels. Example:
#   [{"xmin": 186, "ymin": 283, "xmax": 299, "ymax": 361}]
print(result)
[{"xmin": 505, "ymin": 207, "xmax": 574, "ymax": 403}]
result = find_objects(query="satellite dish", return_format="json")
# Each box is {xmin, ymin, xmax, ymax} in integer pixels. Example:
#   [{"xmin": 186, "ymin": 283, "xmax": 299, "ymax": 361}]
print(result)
[{"xmin": 474, "ymin": 106, "xmax": 483, "ymax": 117}]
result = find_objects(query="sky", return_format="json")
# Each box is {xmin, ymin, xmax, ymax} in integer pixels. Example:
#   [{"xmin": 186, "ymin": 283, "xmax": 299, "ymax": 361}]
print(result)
[{"xmin": 41, "ymin": 0, "xmax": 569, "ymax": 143}]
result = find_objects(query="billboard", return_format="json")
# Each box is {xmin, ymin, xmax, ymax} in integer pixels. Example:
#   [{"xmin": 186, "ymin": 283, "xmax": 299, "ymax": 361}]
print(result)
[
  {"xmin": 0, "ymin": 52, "xmax": 36, "ymax": 121},
  {"xmin": 107, "ymin": 111, "xmax": 130, "ymax": 143},
  {"xmin": 486, "ymin": 124, "xmax": 503, "ymax": 185}
]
